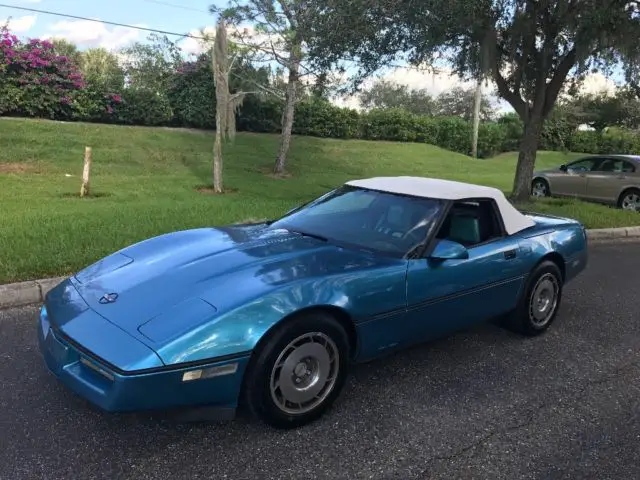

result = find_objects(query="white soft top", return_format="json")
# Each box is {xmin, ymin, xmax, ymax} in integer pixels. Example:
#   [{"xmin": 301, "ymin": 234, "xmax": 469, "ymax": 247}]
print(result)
[{"xmin": 346, "ymin": 176, "xmax": 535, "ymax": 235}]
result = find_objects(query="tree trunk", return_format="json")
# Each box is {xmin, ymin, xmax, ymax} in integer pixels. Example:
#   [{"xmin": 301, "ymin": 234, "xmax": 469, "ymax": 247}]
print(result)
[
  {"xmin": 213, "ymin": 109, "xmax": 223, "ymax": 193},
  {"xmin": 471, "ymin": 77, "xmax": 482, "ymax": 158},
  {"xmin": 511, "ymin": 117, "xmax": 543, "ymax": 202},
  {"xmin": 273, "ymin": 52, "xmax": 300, "ymax": 175}
]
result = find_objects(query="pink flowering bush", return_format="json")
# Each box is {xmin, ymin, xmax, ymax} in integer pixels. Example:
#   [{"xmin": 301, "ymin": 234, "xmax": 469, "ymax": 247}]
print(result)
[{"xmin": 0, "ymin": 29, "xmax": 86, "ymax": 119}]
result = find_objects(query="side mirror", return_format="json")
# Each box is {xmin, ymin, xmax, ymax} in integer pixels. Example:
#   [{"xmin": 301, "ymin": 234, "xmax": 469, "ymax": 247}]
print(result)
[
  {"xmin": 429, "ymin": 239, "xmax": 469, "ymax": 260},
  {"xmin": 559, "ymin": 164, "xmax": 567, "ymax": 172}
]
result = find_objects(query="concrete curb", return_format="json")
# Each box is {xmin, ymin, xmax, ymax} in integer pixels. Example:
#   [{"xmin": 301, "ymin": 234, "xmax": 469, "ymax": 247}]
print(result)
[
  {"xmin": 586, "ymin": 226, "xmax": 640, "ymax": 240},
  {"xmin": 1, "ymin": 227, "xmax": 639, "ymax": 309},
  {"xmin": 0, "ymin": 277, "xmax": 66, "ymax": 309}
]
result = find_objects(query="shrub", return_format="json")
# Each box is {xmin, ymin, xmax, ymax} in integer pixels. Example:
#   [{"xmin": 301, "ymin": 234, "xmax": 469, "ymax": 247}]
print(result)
[
  {"xmin": 168, "ymin": 56, "xmax": 215, "ymax": 129},
  {"xmin": 432, "ymin": 116, "xmax": 472, "ymax": 154},
  {"xmin": 293, "ymin": 99, "xmax": 359, "ymax": 139},
  {"xmin": 568, "ymin": 131, "xmax": 601, "ymax": 153},
  {"xmin": 541, "ymin": 111, "xmax": 574, "ymax": 152},
  {"xmin": 477, "ymin": 122, "xmax": 508, "ymax": 158},
  {"xmin": 359, "ymin": 108, "xmax": 420, "ymax": 142},
  {"xmin": 72, "ymin": 88, "xmax": 123, "ymax": 124},
  {"xmin": 598, "ymin": 127, "xmax": 640, "ymax": 154},
  {"xmin": 0, "ymin": 30, "xmax": 86, "ymax": 120},
  {"xmin": 117, "ymin": 88, "xmax": 173, "ymax": 126},
  {"xmin": 237, "ymin": 96, "xmax": 283, "ymax": 133},
  {"xmin": 496, "ymin": 113, "xmax": 523, "ymax": 152}
]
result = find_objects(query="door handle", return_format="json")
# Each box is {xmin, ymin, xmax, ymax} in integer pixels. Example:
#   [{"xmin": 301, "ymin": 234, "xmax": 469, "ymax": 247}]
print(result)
[{"xmin": 504, "ymin": 249, "xmax": 517, "ymax": 260}]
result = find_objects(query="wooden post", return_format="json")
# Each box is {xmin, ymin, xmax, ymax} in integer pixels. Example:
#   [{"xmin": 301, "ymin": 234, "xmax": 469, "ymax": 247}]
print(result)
[{"xmin": 80, "ymin": 146, "xmax": 92, "ymax": 198}]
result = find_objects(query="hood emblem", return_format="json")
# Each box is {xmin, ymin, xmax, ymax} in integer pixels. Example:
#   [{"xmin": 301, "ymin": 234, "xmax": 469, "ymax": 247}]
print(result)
[{"xmin": 99, "ymin": 293, "xmax": 119, "ymax": 304}]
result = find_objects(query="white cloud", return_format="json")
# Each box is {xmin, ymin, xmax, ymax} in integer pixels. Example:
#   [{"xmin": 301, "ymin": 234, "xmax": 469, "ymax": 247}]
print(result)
[
  {"xmin": 179, "ymin": 23, "xmax": 285, "ymax": 59},
  {"xmin": 332, "ymin": 66, "xmax": 623, "ymax": 115},
  {"xmin": 0, "ymin": 15, "xmax": 36, "ymax": 33},
  {"xmin": 44, "ymin": 19, "xmax": 143, "ymax": 50},
  {"xmin": 576, "ymin": 72, "xmax": 619, "ymax": 96},
  {"xmin": 384, "ymin": 65, "xmax": 477, "ymax": 96},
  {"xmin": 180, "ymin": 26, "xmax": 217, "ymax": 56},
  {"xmin": 331, "ymin": 65, "xmax": 506, "ymax": 111}
]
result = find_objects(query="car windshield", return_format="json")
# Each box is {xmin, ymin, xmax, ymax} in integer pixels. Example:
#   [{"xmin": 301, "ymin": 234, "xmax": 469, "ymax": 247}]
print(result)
[{"xmin": 269, "ymin": 186, "xmax": 445, "ymax": 256}]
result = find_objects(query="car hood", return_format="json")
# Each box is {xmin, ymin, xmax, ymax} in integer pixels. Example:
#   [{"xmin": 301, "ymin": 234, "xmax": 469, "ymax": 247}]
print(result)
[{"xmin": 71, "ymin": 224, "xmax": 381, "ymax": 339}]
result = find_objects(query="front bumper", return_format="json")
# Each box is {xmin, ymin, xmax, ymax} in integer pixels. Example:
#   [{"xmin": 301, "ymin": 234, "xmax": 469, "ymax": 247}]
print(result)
[{"xmin": 37, "ymin": 305, "xmax": 250, "ymax": 417}]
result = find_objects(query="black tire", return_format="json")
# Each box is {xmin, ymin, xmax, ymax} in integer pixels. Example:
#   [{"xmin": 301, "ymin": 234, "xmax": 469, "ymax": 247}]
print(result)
[
  {"xmin": 531, "ymin": 178, "xmax": 550, "ymax": 198},
  {"xmin": 503, "ymin": 260, "xmax": 563, "ymax": 336},
  {"xmin": 242, "ymin": 311, "xmax": 350, "ymax": 429},
  {"xmin": 617, "ymin": 188, "xmax": 640, "ymax": 211}
]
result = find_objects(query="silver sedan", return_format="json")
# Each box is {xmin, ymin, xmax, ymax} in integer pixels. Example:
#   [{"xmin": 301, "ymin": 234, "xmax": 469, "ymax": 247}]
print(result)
[{"xmin": 531, "ymin": 155, "xmax": 640, "ymax": 211}]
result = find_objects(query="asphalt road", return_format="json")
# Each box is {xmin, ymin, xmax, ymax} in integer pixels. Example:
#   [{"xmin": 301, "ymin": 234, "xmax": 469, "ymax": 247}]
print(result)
[{"xmin": 1, "ymin": 241, "xmax": 639, "ymax": 480}]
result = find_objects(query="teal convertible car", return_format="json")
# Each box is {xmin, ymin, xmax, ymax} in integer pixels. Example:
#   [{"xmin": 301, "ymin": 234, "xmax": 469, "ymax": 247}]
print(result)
[{"xmin": 38, "ymin": 177, "xmax": 588, "ymax": 428}]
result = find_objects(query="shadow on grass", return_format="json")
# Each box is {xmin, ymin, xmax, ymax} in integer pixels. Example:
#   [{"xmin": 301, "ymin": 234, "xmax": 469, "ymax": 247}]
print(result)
[
  {"xmin": 180, "ymin": 154, "xmax": 212, "ymax": 185},
  {"xmin": 194, "ymin": 185, "xmax": 239, "ymax": 195},
  {"xmin": 60, "ymin": 192, "xmax": 113, "ymax": 199}
]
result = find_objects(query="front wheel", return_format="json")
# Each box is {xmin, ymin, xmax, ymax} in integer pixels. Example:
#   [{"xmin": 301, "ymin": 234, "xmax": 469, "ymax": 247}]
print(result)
[
  {"xmin": 531, "ymin": 179, "xmax": 550, "ymax": 198},
  {"xmin": 242, "ymin": 312, "xmax": 350, "ymax": 429},
  {"xmin": 502, "ymin": 260, "xmax": 563, "ymax": 336}
]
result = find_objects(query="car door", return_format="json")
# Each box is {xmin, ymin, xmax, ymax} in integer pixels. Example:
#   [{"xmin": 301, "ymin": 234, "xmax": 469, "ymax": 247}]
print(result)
[
  {"xmin": 550, "ymin": 157, "xmax": 601, "ymax": 198},
  {"xmin": 402, "ymin": 199, "xmax": 528, "ymax": 345},
  {"xmin": 585, "ymin": 158, "xmax": 637, "ymax": 204}
]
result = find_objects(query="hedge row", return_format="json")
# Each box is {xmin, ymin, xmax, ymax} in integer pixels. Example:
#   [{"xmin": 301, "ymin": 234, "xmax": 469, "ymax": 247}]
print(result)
[
  {"xmin": 293, "ymin": 104, "xmax": 640, "ymax": 158},
  {"xmin": 4, "ymin": 83, "xmax": 640, "ymax": 158}
]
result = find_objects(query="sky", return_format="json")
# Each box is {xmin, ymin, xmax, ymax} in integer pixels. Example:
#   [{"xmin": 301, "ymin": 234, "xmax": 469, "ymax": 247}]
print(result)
[{"xmin": 0, "ymin": 0, "xmax": 625, "ymax": 114}]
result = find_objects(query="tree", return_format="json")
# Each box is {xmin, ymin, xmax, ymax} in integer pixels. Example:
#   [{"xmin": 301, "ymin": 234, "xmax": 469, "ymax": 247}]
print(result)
[
  {"xmin": 304, "ymin": 0, "xmax": 640, "ymax": 200},
  {"xmin": 558, "ymin": 88, "xmax": 640, "ymax": 132},
  {"xmin": 433, "ymin": 87, "xmax": 495, "ymax": 122},
  {"xmin": 213, "ymin": 0, "xmax": 316, "ymax": 176},
  {"xmin": 212, "ymin": 19, "xmax": 251, "ymax": 192},
  {"xmin": 50, "ymin": 38, "xmax": 82, "ymax": 65},
  {"xmin": 471, "ymin": 78, "xmax": 483, "ymax": 158},
  {"xmin": 80, "ymin": 48, "xmax": 125, "ymax": 92},
  {"xmin": 359, "ymin": 79, "xmax": 435, "ymax": 115},
  {"xmin": 119, "ymin": 34, "xmax": 182, "ymax": 94}
]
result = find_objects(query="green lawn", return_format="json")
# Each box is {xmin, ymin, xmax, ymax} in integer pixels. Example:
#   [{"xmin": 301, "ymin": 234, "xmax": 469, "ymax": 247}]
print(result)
[{"xmin": 0, "ymin": 117, "xmax": 637, "ymax": 283}]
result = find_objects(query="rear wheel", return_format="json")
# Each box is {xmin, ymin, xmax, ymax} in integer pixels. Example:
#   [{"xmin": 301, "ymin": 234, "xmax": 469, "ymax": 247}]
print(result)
[
  {"xmin": 242, "ymin": 311, "xmax": 350, "ymax": 429},
  {"xmin": 531, "ymin": 178, "xmax": 550, "ymax": 198},
  {"xmin": 502, "ymin": 260, "xmax": 563, "ymax": 336},
  {"xmin": 618, "ymin": 188, "xmax": 640, "ymax": 212}
]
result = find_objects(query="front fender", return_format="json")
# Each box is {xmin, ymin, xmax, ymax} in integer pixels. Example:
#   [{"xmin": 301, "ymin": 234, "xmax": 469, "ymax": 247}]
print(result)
[{"xmin": 149, "ymin": 265, "xmax": 407, "ymax": 366}]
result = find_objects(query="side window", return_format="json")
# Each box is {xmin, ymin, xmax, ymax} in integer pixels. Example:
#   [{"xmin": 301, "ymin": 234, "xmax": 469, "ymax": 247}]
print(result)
[
  {"xmin": 567, "ymin": 158, "xmax": 599, "ymax": 172},
  {"xmin": 592, "ymin": 159, "xmax": 636, "ymax": 173},
  {"xmin": 617, "ymin": 160, "xmax": 635, "ymax": 173},
  {"xmin": 595, "ymin": 159, "xmax": 616, "ymax": 172},
  {"xmin": 436, "ymin": 199, "xmax": 504, "ymax": 247}
]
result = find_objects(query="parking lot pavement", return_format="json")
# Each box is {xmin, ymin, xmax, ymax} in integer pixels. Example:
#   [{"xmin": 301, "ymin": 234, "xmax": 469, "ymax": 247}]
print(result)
[{"xmin": 1, "ymin": 241, "xmax": 639, "ymax": 480}]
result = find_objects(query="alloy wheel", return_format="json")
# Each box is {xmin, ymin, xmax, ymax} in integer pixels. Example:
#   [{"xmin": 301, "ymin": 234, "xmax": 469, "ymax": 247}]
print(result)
[
  {"xmin": 621, "ymin": 192, "xmax": 640, "ymax": 212},
  {"xmin": 528, "ymin": 273, "xmax": 560, "ymax": 328},
  {"xmin": 269, "ymin": 332, "xmax": 340, "ymax": 415}
]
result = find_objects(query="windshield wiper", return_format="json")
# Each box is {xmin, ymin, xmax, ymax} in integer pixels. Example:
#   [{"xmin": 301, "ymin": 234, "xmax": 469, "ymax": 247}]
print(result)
[{"xmin": 287, "ymin": 229, "xmax": 328, "ymax": 242}]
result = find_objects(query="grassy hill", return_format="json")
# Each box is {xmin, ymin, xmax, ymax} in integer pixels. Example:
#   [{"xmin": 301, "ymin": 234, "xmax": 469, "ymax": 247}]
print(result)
[{"xmin": 0, "ymin": 117, "xmax": 636, "ymax": 283}]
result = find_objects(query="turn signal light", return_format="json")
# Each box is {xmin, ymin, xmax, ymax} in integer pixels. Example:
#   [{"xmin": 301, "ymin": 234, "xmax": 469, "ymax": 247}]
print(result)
[{"xmin": 181, "ymin": 363, "xmax": 238, "ymax": 382}]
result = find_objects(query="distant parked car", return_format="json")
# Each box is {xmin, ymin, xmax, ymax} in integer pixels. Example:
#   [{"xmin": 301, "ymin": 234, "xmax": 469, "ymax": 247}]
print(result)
[{"xmin": 532, "ymin": 155, "xmax": 640, "ymax": 211}]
